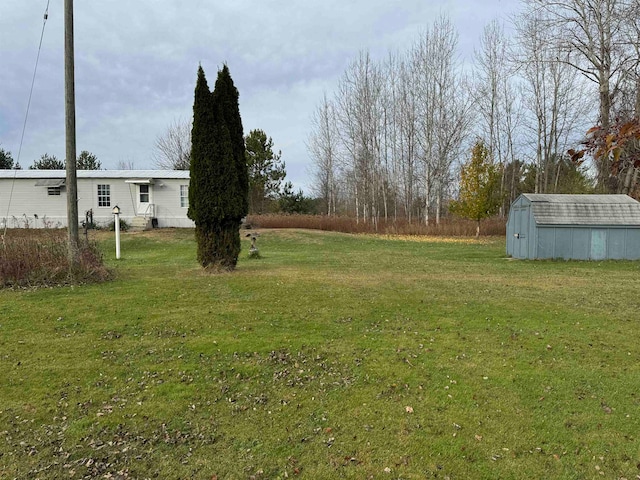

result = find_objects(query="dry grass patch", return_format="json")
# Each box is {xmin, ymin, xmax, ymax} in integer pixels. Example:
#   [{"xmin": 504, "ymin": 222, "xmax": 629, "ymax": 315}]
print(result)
[
  {"xmin": 247, "ymin": 214, "xmax": 507, "ymax": 237},
  {"xmin": 0, "ymin": 229, "xmax": 110, "ymax": 288},
  {"xmin": 369, "ymin": 234, "xmax": 501, "ymax": 245}
]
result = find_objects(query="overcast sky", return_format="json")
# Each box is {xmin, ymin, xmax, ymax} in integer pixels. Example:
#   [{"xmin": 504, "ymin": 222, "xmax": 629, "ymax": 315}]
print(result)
[{"xmin": 0, "ymin": 0, "xmax": 521, "ymax": 191}]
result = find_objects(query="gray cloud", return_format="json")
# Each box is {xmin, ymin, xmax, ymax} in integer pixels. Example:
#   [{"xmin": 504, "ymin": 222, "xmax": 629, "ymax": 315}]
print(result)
[{"xmin": 0, "ymin": 0, "xmax": 520, "ymax": 188}]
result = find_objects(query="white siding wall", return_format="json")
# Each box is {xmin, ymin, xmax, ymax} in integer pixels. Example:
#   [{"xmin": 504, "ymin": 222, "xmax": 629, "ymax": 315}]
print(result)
[
  {"xmin": 1, "ymin": 178, "xmax": 194, "ymax": 228},
  {"xmin": 148, "ymin": 180, "xmax": 194, "ymax": 228},
  {"xmin": 1, "ymin": 179, "xmax": 68, "ymax": 228}
]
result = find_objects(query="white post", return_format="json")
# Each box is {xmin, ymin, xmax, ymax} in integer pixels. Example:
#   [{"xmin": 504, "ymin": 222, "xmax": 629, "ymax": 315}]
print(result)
[{"xmin": 113, "ymin": 206, "xmax": 121, "ymax": 259}]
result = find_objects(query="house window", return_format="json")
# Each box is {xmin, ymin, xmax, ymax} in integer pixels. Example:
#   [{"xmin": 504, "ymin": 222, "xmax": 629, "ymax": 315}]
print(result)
[
  {"xmin": 48, "ymin": 187, "xmax": 61, "ymax": 196},
  {"xmin": 97, "ymin": 184, "xmax": 111, "ymax": 207},
  {"xmin": 180, "ymin": 185, "xmax": 188, "ymax": 208},
  {"xmin": 139, "ymin": 184, "xmax": 150, "ymax": 203}
]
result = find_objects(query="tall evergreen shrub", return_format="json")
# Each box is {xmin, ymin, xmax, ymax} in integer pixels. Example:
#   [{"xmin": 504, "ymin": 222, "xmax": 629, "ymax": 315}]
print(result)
[{"xmin": 188, "ymin": 65, "xmax": 248, "ymax": 269}]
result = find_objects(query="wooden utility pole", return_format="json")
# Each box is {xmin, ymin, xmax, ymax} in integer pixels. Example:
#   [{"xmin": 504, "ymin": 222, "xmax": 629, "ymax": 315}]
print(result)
[{"xmin": 65, "ymin": 0, "xmax": 79, "ymax": 258}]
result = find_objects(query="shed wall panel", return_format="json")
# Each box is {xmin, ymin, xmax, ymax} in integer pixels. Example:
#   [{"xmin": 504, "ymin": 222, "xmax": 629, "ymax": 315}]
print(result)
[
  {"xmin": 608, "ymin": 229, "xmax": 626, "ymax": 260},
  {"xmin": 554, "ymin": 228, "xmax": 572, "ymax": 259},
  {"xmin": 537, "ymin": 228, "xmax": 555, "ymax": 258},
  {"xmin": 626, "ymin": 230, "xmax": 640, "ymax": 259},
  {"xmin": 571, "ymin": 228, "xmax": 590, "ymax": 260}
]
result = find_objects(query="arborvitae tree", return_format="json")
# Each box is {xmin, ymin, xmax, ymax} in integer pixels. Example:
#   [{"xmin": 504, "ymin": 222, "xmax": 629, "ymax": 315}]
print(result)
[{"xmin": 188, "ymin": 65, "xmax": 248, "ymax": 270}]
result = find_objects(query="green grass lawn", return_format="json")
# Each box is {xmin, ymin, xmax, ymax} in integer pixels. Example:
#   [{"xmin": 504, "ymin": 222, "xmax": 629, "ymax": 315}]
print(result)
[{"xmin": 1, "ymin": 229, "xmax": 639, "ymax": 479}]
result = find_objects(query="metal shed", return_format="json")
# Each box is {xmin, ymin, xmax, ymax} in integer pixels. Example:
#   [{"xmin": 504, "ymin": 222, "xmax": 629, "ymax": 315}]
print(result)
[{"xmin": 507, "ymin": 194, "xmax": 640, "ymax": 260}]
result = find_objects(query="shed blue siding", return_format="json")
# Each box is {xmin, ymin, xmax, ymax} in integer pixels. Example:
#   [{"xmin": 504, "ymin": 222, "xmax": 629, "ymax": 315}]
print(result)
[
  {"xmin": 506, "ymin": 194, "xmax": 640, "ymax": 260},
  {"xmin": 538, "ymin": 228, "xmax": 554, "ymax": 258},
  {"xmin": 554, "ymin": 228, "xmax": 572, "ymax": 259},
  {"xmin": 571, "ymin": 228, "xmax": 590, "ymax": 259},
  {"xmin": 626, "ymin": 230, "xmax": 640, "ymax": 258},
  {"xmin": 608, "ymin": 230, "xmax": 626, "ymax": 259}
]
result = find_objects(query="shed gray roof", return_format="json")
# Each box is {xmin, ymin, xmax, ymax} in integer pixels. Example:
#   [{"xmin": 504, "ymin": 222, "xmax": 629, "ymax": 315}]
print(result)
[
  {"xmin": 521, "ymin": 194, "xmax": 640, "ymax": 226},
  {"xmin": 0, "ymin": 169, "xmax": 190, "ymax": 179}
]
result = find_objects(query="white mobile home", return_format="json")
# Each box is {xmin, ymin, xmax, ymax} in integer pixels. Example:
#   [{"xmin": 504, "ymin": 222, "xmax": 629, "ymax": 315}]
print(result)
[{"xmin": 0, "ymin": 170, "xmax": 194, "ymax": 229}]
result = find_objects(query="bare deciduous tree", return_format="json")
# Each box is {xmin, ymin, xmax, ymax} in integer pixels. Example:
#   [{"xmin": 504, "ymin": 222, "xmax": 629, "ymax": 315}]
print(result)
[
  {"xmin": 116, "ymin": 159, "xmax": 135, "ymax": 170},
  {"xmin": 308, "ymin": 94, "xmax": 340, "ymax": 215},
  {"xmin": 475, "ymin": 19, "xmax": 509, "ymax": 164},
  {"xmin": 413, "ymin": 15, "xmax": 473, "ymax": 224},
  {"xmin": 153, "ymin": 118, "xmax": 192, "ymax": 170},
  {"xmin": 525, "ymin": 0, "xmax": 639, "ymax": 189},
  {"xmin": 335, "ymin": 51, "xmax": 385, "ymax": 225},
  {"xmin": 306, "ymin": 4, "xmax": 633, "ymax": 222},
  {"xmin": 515, "ymin": 5, "xmax": 592, "ymax": 193},
  {"xmin": 394, "ymin": 55, "xmax": 420, "ymax": 222},
  {"xmin": 474, "ymin": 19, "xmax": 525, "ymax": 212},
  {"xmin": 308, "ymin": 14, "xmax": 472, "ymax": 225}
]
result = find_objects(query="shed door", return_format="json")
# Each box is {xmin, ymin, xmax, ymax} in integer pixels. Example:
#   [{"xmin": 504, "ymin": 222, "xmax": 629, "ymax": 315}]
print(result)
[
  {"xmin": 515, "ymin": 207, "xmax": 529, "ymax": 259},
  {"xmin": 590, "ymin": 229, "xmax": 607, "ymax": 260}
]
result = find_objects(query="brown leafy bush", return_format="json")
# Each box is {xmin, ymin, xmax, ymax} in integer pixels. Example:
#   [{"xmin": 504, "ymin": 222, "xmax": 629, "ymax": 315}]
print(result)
[
  {"xmin": 0, "ymin": 229, "xmax": 111, "ymax": 288},
  {"xmin": 245, "ymin": 214, "xmax": 506, "ymax": 237}
]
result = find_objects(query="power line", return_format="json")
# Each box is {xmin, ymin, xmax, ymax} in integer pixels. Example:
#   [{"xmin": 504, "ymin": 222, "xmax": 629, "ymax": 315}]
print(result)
[
  {"xmin": 16, "ymin": 0, "xmax": 51, "ymax": 165},
  {"xmin": 3, "ymin": 1, "xmax": 51, "ymax": 240}
]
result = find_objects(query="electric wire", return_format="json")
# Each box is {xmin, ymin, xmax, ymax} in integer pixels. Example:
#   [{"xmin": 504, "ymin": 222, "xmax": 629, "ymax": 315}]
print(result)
[{"xmin": 3, "ymin": 1, "xmax": 51, "ymax": 241}]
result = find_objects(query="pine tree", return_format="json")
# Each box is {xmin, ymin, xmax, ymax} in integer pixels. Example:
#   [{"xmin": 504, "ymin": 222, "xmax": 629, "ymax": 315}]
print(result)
[
  {"xmin": 188, "ymin": 65, "xmax": 248, "ymax": 269},
  {"xmin": 245, "ymin": 129, "xmax": 286, "ymax": 213},
  {"xmin": 77, "ymin": 150, "xmax": 101, "ymax": 170},
  {"xmin": 0, "ymin": 147, "xmax": 15, "ymax": 169},
  {"xmin": 449, "ymin": 140, "xmax": 502, "ymax": 237},
  {"xmin": 29, "ymin": 154, "xmax": 64, "ymax": 170}
]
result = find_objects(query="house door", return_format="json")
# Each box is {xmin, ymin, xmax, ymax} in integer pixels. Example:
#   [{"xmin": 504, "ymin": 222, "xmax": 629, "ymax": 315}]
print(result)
[{"xmin": 136, "ymin": 184, "xmax": 152, "ymax": 216}]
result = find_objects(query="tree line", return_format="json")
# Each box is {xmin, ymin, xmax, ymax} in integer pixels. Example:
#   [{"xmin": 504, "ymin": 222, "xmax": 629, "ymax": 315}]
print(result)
[
  {"xmin": 308, "ymin": 0, "xmax": 640, "ymax": 224},
  {"xmin": 0, "ymin": 148, "xmax": 102, "ymax": 170}
]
